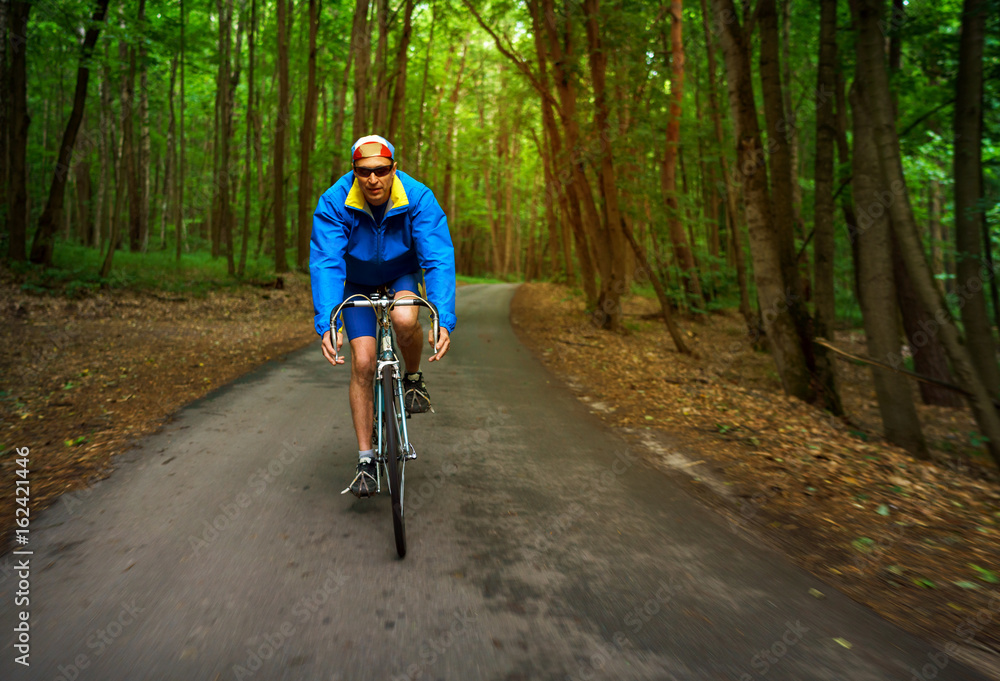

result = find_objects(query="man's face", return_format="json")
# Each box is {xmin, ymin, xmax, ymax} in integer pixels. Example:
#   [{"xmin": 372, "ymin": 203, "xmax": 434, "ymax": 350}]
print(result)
[{"xmin": 354, "ymin": 156, "xmax": 396, "ymax": 207}]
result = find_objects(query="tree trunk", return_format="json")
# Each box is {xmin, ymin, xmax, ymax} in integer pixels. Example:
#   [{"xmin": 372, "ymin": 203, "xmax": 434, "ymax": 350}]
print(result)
[
  {"xmin": 529, "ymin": 0, "xmax": 582, "ymax": 291},
  {"xmin": 95, "ymin": 56, "xmax": 112, "ymax": 250},
  {"xmin": 372, "ymin": 0, "xmax": 389, "ymax": 131},
  {"xmin": 833, "ymin": 71, "xmax": 858, "ymax": 258},
  {"xmin": 28, "ymin": 0, "xmax": 110, "ymax": 265},
  {"xmin": 813, "ymin": 0, "xmax": 843, "ymax": 413},
  {"xmin": 953, "ymin": 0, "xmax": 1000, "ymax": 395},
  {"xmin": 412, "ymin": 0, "xmax": 435, "ymax": 175},
  {"xmin": 100, "ymin": 38, "xmax": 131, "ymax": 279},
  {"xmin": 621, "ymin": 218, "xmax": 691, "ymax": 355},
  {"xmin": 176, "ymin": 0, "xmax": 186, "ymax": 262},
  {"xmin": 138, "ymin": 3, "xmax": 150, "ymax": 252},
  {"xmin": 928, "ymin": 178, "xmax": 944, "ymax": 292},
  {"xmin": 296, "ymin": 0, "xmax": 318, "ymax": 271},
  {"xmin": 160, "ymin": 56, "xmax": 177, "ymax": 250},
  {"xmin": 481, "ymin": 91, "xmax": 502, "ymax": 276},
  {"xmin": 781, "ymin": 0, "xmax": 805, "ymax": 253},
  {"xmin": 713, "ymin": 0, "xmax": 814, "ymax": 401},
  {"xmin": 351, "ymin": 0, "xmax": 371, "ymax": 140},
  {"xmin": 331, "ymin": 50, "xmax": 353, "ymax": 183},
  {"xmin": 0, "ymin": 0, "xmax": 9, "ymax": 237},
  {"xmin": 211, "ymin": 0, "xmax": 234, "ymax": 266},
  {"xmin": 7, "ymin": 0, "xmax": 29, "ymax": 261},
  {"xmin": 582, "ymin": 0, "xmax": 626, "ymax": 330},
  {"xmin": 388, "ymin": 0, "xmax": 413, "ymax": 150},
  {"xmin": 73, "ymin": 158, "xmax": 92, "ymax": 244},
  {"xmin": 274, "ymin": 0, "xmax": 290, "ymax": 273},
  {"xmin": 758, "ymin": 0, "xmax": 803, "ymax": 303},
  {"xmin": 240, "ymin": 0, "xmax": 257, "ymax": 276},
  {"xmin": 542, "ymin": 0, "xmax": 604, "ymax": 306},
  {"xmin": 124, "ymin": 0, "xmax": 143, "ymax": 253},
  {"xmin": 852, "ymin": 0, "xmax": 1000, "ymax": 467},
  {"xmin": 851, "ymin": 82, "xmax": 928, "ymax": 457},
  {"xmin": 660, "ymin": 0, "xmax": 704, "ymax": 307},
  {"xmin": 890, "ymin": 233, "xmax": 965, "ymax": 407},
  {"xmin": 440, "ymin": 45, "xmax": 467, "ymax": 229},
  {"xmin": 699, "ymin": 0, "xmax": 750, "ymax": 326}
]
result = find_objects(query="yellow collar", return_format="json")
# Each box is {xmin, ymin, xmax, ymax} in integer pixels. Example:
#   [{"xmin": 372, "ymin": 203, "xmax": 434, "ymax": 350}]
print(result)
[{"xmin": 345, "ymin": 176, "xmax": 409, "ymax": 216}]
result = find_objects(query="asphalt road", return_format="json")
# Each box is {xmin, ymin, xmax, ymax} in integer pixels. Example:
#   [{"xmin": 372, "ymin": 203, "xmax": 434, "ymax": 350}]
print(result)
[{"xmin": 0, "ymin": 283, "xmax": 991, "ymax": 681}]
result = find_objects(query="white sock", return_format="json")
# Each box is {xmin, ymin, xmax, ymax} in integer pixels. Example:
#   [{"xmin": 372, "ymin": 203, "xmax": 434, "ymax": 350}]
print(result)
[{"xmin": 358, "ymin": 449, "xmax": 374, "ymax": 463}]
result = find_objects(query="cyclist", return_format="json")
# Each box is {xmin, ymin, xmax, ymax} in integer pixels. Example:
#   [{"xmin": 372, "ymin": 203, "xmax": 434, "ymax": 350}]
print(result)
[{"xmin": 310, "ymin": 135, "xmax": 457, "ymax": 497}]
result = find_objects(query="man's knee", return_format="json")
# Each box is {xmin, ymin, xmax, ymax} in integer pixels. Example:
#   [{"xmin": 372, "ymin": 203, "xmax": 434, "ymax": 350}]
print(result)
[
  {"xmin": 392, "ymin": 310, "xmax": 421, "ymax": 338},
  {"xmin": 350, "ymin": 342, "xmax": 377, "ymax": 381}
]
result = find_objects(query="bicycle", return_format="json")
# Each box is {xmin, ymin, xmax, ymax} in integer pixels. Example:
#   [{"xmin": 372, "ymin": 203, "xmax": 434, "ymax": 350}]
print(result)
[{"xmin": 330, "ymin": 288, "xmax": 439, "ymax": 558}]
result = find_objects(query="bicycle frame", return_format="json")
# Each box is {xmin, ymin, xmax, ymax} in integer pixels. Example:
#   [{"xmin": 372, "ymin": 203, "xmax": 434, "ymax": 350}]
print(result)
[{"xmin": 329, "ymin": 288, "xmax": 439, "ymax": 557}]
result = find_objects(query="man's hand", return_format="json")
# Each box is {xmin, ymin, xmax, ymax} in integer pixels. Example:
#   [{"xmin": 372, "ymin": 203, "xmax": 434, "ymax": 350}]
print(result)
[
  {"xmin": 428, "ymin": 327, "xmax": 451, "ymax": 362},
  {"xmin": 321, "ymin": 329, "xmax": 345, "ymax": 365}
]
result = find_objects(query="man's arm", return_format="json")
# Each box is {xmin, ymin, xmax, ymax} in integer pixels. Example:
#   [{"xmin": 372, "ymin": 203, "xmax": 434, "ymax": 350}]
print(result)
[
  {"xmin": 409, "ymin": 186, "xmax": 457, "ymax": 336},
  {"xmin": 310, "ymin": 192, "xmax": 350, "ymax": 337}
]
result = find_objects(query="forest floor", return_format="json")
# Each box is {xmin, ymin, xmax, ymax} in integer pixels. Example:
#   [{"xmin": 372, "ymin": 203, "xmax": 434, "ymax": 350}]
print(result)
[{"xmin": 511, "ymin": 282, "xmax": 1000, "ymax": 678}]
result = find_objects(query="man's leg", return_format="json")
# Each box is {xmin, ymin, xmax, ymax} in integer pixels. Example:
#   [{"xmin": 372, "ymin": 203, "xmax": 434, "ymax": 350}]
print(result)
[
  {"xmin": 391, "ymin": 289, "xmax": 423, "ymax": 374},
  {"xmin": 392, "ymin": 289, "xmax": 433, "ymax": 413},
  {"xmin": 349, "ymin": 336, "xmax": 377, "ymax": 451}
]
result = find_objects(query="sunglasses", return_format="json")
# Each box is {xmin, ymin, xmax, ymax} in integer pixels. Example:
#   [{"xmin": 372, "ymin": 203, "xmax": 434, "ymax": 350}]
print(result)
[{"xmin": 354, "ymin": 164, "xmax": 394, "ymax": 179}]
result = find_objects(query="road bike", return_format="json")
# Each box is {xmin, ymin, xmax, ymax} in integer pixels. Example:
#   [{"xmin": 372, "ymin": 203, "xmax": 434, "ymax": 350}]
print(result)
[{"xmin": 330, "ymin": 288, "xmax": 439, "ymax": 558}]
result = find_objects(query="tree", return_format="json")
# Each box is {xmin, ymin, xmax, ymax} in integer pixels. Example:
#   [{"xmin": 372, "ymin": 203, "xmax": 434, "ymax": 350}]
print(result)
[
  {"xmin": 274, "ymin": 0, "xmax": 290, "ymax": 273},
  {"xmin": 850, "ymin": 79, "xmax": 927, "ymax": 456},
  {"xmin": 239, "ymin": 0, "xmax": 257, "ymax": 276},
  {"xmin": 712, "ymin": 0, "xmax": 814, "ymax": 401},
  {"xmin": 6, "ymin": 0, "xmax": 28, "ymax": 262},
  {"xmin": 176, "ymin": 0, "xmax": 186, "ymax": 262},
  {"xmin": 812, "ymin": 0, "xmax": 842, "ymax": 413},
  {"xmin": 851, "ymin": 0, "xmax": 1000, "ymax": 467},
  {"xmin": 29, "ymin": 0, "xmax": 110, "ymax": 265},
  {"xmin": 387, "ymin": 0, "xmax": 414, "ymax": 150},
  {"xmin": 699, "ymin": 0, "xmax": 750, "ymax": 327},
  {"xmin": 297, "ymin": 0, "xmax": 319, "ymax": 270},
  {"xmin": 661, "ymin": 0, "xmax": 704, "ymax": 308},
  {"xmin": 953, "ymin": 0, "xmax": 1000, "ymax": 396},
  {"xmin": 350, "ymin": 0, "xmax": 371, "ymax": 140}
]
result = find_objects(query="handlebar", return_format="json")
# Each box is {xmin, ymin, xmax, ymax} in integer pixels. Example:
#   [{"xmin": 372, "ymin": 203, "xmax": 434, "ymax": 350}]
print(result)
[{"xmin": 329, "ymin": 293, "xmax": 440, "ymax": 364}]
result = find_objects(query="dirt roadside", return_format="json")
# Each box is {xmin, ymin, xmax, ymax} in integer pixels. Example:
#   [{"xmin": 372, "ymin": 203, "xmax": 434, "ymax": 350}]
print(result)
[
  {"xmin": 0, "ymin": 271, "xmax": 318, "ymax": 552},
  {"xmin": 510, "ymin": 282, "xmax": 1000, "ymax": 679}
]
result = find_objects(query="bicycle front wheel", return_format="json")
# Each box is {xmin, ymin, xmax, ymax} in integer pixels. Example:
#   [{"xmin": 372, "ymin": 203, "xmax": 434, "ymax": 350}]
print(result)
[{"xmin": 382, "ymin": 370, "xmax": 406, "ymax": 558}]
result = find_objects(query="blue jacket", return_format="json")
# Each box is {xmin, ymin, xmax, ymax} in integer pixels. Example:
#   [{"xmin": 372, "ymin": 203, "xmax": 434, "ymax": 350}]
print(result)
[{"xmin": 310, "ymin": 170, "xmax": 457, "ymax": 337}]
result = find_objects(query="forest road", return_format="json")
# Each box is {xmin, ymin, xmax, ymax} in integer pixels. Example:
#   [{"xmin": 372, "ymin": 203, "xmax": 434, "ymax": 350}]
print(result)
[{"xmin": 0, "ymin": 284, "xmax": 991, "ymax": 681}]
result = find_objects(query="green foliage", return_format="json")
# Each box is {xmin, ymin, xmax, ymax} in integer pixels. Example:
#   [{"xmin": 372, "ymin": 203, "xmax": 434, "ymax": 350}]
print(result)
[
  {"xmin": 11, "ymin": 0, "xmax": 999, "ymax": 345},
  {"xmin": 15, "ymin": 242, "xmax": 283, "ymax": 296}
]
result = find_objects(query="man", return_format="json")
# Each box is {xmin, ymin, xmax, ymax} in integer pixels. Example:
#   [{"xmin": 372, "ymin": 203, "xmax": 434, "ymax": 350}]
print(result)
[{"xmin": 310, "ymin": 134, "xmax": 456, "ymax": 497}]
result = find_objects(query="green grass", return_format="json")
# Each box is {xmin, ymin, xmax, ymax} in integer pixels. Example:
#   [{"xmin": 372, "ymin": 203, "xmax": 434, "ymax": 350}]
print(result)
[{"xmin": 11, "ymin": 242, "xmax": 295, "ymax": 297}]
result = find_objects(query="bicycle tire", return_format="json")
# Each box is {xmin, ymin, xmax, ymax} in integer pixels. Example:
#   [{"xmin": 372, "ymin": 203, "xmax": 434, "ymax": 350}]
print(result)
[{"xmin": 382, "ymin": 370, "xmax": 406, "ymax": 558}]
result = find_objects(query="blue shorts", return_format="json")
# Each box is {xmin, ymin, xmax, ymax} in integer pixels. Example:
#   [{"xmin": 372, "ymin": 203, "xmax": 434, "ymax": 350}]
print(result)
[{"xmin": 340, "ymin": 271, "xmax": 422, "ymax": 341}]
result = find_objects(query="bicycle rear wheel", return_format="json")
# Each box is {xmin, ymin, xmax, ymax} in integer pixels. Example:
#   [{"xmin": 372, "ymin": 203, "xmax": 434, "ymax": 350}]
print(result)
[{"xmin": 382, "ymin": 370, "xmax": 406, "ymax": 558}]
